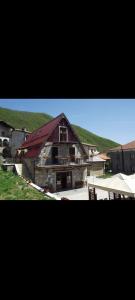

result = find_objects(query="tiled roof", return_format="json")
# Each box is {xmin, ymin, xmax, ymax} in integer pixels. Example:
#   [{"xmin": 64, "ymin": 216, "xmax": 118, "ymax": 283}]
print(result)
[
  {"xmin": 110, "ymin": 140, "xmax": 135, "ymax": 151},
  {"xmin": 24, "ymin": 146, "xmax": 41, "ymax": 158},
  {"xmin": 20, "ymin": 114, "xmax": 63, "ymax": 149},
  {"xmin": 99, "ymin": 153, "xmax": 111, "ymax": 160},
  {"xmin": 19, "ymin": 113, "xmax": 88, "ymax": 159}
]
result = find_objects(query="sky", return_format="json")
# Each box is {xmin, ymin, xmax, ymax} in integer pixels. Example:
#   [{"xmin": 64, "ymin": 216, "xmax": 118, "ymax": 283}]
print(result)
[{"xmin": 0, "ymin": 99, "xmax": 135, "ymax": 144}]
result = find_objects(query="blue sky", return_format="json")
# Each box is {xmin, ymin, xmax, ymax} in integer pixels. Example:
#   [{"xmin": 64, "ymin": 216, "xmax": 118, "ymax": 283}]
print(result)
[{"xmin": 0, "ymin": 99, "xmax": 135, "ymax": 144}]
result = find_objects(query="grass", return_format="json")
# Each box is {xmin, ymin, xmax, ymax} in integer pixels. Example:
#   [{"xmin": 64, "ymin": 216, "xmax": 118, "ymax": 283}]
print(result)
[
  {"xmin": 0, "ymin": 170, "xmax": 52, "ymax": 200},
  {"xmin": 97, "ymin": 172, "xmax": 113, "ymax": 179},
  {"xmin": 0, "ymin": 107, "xmax": 119, "ymax": 152}
]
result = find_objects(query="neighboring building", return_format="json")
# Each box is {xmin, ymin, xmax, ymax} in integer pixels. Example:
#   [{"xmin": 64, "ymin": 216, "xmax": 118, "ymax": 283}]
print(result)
[
  {"xmin": 10, "ymin": 128, "xmax": 31, "ymax": 158},
  {"xmin": 82, "ymin": 143, "xmax": 105, "ymax": 176},
  {"xmin": 99, "ymin": 153, "xmax": 111, "ymax": 172},
  {"xmin": 18, "ymin": 113, "xmax": 88, "ymax": 192},
  {"xmin": 0, "ymin": 121, "xmax": 14, "ymax": 159},
  {"xmin": 108, "ymin": 140, "xmax": 135, "ymax": 174},
  {"xmin": 0, "ymin": 121, "xmax": 31, "ymax": 161},
  {"xmin": 81, "ymin": 143, "xmax": 99, "ymax": 156}
]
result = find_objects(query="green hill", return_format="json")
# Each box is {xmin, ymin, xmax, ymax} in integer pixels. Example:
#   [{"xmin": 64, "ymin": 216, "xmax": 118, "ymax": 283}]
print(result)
[
  {"xmin": 0, "ymin": 170, "xmax": 51, "ymax": 200},
  {"xmin": 0, "ymin": 107, "xmax": 119, "ymax": 152}
]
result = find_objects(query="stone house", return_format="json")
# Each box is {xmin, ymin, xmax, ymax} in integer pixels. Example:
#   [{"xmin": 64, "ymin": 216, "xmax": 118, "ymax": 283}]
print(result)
[
  {"xmin": 82, "ymin": 142, "xmax": 106, "ymax": 176},
  {"xmin": 18, "ymin": 113, "xmax": 88, "ymax": 192},
  {"xmin": 0, "ymin": 121, "xmax": 31, "ymax": 161},
  {"xmin": 108, "ymin": 140, "xmax": 135, "ymax": 174}
]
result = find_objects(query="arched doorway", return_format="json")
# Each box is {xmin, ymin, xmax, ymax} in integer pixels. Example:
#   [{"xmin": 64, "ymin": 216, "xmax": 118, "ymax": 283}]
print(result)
[{"xmin": 3, "ymin": 139, "xmax": 9, "ymax": 147}]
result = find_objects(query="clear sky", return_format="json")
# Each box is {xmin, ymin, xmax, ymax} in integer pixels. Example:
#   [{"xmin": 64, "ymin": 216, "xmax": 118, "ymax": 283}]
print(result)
[{"xmin": 0, "ymin": 99, "xmax": 135, "ymax": 144}]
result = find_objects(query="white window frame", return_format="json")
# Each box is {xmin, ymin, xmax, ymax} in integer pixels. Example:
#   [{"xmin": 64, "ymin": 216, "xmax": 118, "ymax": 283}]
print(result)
[{"xmin": 59, "ymin": 126, "xmax": 68, "ymax": 142}]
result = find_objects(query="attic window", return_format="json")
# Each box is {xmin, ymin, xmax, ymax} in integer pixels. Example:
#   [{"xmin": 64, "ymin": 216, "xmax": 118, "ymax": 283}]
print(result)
[{"xmin": 59, "ymin": 126, "xmax": 68, "ymax": 142}]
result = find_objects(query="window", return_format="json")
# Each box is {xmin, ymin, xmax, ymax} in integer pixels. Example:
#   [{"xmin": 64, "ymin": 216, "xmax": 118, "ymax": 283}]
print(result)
[
  {"xmin": 130, "ymin": 153, "xmax": 135, "ymax": 159},
  {"xmin": 52, "ymin": 147, "xmax": 58, "ymax": 164},
  {"xmin": 59, "ymin": 126, "xmax": 68, "ymax": 142},
  {"xmin": 69, "ymin": 146, "xmax": 75, "ymax": 162},
  {"xmin": 3, "ymin": 139, "xmax": 8, "ymax": 147}
]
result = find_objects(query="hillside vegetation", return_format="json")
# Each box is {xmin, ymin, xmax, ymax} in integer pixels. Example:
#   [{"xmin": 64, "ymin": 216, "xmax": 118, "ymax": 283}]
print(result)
[
  {"xmin": 0, "ymin": 107, "xmax": 119, "ymax": 152},
  {"xmin": 0, "ymin": 170, "xmax": 51, "ymax": 200}
]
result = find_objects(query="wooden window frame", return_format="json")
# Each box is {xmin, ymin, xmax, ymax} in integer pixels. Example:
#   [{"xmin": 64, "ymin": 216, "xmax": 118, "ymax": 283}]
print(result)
[{"xmin": 59, "ymin": 126, "xmax": 68, "ymax": 142}]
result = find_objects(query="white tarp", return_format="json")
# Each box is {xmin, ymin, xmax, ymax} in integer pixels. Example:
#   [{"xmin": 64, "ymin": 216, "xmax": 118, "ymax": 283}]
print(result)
[{"xmin": 88, "ymin": 173, "xmax": 135, "ymax": 197}]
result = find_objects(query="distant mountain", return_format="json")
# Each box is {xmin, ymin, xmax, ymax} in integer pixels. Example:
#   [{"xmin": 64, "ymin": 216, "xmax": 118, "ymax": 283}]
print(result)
[{"xmin": 0, "ymin": 107, "xmax": 120, "ymax": 152}]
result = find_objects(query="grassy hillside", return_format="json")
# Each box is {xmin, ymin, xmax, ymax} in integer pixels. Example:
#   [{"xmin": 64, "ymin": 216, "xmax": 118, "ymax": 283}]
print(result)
[
  {"xmin": 0, "ymin": 107, "xmax": 119, "ymax": 152},
  {"xmin": 0, "ymin": 107, "xmax": 52, "ymax": 132},
  {"xmin": 0, "ymin": 170, "xmax": 51, "ymax": 200}
]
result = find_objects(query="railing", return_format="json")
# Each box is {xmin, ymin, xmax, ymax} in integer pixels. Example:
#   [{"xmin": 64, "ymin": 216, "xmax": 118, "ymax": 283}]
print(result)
[{"xmin": 45, "ymin": 156, "xmax": 87, "ymax": 165}]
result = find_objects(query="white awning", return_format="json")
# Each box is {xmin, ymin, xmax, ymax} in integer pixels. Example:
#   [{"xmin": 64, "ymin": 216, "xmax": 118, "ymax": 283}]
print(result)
[{"xmin": 88, "ymin": 173, "xmax": 135, "ymax": 197}]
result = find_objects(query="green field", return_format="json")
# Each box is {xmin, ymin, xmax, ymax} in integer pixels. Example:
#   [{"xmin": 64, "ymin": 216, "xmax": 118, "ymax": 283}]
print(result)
[
  {"xmin": 0, "ymin": 170, "xmax": 51, "ymax": 200},
  {"xmin": 0, "ymin": 106, "xmax": 120, "ymax": 152}
]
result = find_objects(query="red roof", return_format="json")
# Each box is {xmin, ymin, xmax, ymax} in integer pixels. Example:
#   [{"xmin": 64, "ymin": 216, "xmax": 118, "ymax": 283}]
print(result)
[
  {"xmin": 19, "ymin": 113, "xmax": 88, "ymax": 159},
  {"xmin": 20, "ymin": 114, "xmax": 63, "ymax": 149},
  {"xmin": 24, "ymin": 147, "xmax": 41, "ymax": 158}
]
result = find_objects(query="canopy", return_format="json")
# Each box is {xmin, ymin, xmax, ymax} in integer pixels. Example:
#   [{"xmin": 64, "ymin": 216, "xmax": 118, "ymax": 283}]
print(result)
[{"xmin": 88, "ymin": 173, "xmax": 135, "ymax": 197}]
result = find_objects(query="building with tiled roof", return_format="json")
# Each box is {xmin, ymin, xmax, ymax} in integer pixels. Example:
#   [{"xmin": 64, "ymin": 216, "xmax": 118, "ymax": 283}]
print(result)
[
  {"xmin": 17, "ymin": 113, "xmax": 90, "ymax": 192},
  {"xmin": 108, "ymin": 140, "xmax": 135, "ymax": 174}
]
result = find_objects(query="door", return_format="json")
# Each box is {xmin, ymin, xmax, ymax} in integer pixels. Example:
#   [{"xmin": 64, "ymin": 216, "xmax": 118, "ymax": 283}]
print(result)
[
  {"xmin": 56, "ymin": 172, "xmax": 72, "ymax": 191},
  {"xmin": 52, "ymin": 147, "xmax": 58, "ymax": 164},
  {"xmin": 69, "ymin": 146, "xmax": 75, "ymax": 162}
]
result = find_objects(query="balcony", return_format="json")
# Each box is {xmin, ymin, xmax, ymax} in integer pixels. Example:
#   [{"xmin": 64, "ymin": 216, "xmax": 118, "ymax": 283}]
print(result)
[{"xmin": 45, "ymin": 155, "xmax": 87, "ymax": 166}]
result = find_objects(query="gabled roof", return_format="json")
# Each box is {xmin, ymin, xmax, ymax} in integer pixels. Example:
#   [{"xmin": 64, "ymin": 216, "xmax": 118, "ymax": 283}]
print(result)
[
  {"xmin": 19, "ymin": 113, "xmax": 88, "ymax": 157},
  {"xmin": 0, "ymin": 120, "xmax": 14, "ymax": 129},
  {"xmin": 20, "ymin": 113, "xmax": 63, "ymax": 149},
  {"xmin": 110, "ymin": 140, "xmax": 135, "ymax": 151}
]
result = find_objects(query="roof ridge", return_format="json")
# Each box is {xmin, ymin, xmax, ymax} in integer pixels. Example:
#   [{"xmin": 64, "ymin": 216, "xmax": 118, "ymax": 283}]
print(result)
[{"xmin": 28, "ymin": 113, "xmax": 64, "ymax": 136}]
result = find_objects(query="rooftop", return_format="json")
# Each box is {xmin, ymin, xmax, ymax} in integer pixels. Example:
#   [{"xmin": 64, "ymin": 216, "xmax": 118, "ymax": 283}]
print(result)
[
  {"xmin": 82, "ymin": 142, "xmax": 97, "ymax": 147},
  {"xmin": 110, "ymin": 140, "xmax": 135, "ymax": 151}
]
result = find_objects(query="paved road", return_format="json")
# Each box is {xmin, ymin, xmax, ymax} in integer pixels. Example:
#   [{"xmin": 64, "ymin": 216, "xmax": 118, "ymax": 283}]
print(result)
[{"xmin": 54, "ymin": 187, "xmax": 109, "ymax": 200}]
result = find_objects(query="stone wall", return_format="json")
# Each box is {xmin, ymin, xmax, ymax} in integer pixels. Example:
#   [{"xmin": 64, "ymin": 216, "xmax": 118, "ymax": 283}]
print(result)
[
  {"xmin": 35, "ymin": 166, "xmax": 87, "ymax": 192},
  {"xmin": 35, "ymin": 167, "xmax": 56, "ymax": 190},
  {"xmin": 38, "ymin": 142, "xmax": 85, "ymax": 166},
  {"xmin": 72, "ymin": 167, "xmax": 87, "ymax": 188},
  {"xmin": 22, "ymin": 158, "xmax": 35, "ymax": 181},
  {"xmin": 10, "ymin": 131, "xmax": 28, "ymax": 157},
  {"xmin": 87, "ymin": 162, "xmax": 104, "ymax": 176}
]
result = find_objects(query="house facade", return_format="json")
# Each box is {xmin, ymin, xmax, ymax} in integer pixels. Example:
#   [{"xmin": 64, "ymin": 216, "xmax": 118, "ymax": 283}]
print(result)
[
  {"xmin": 0, "ymin": 121, "xmax": 31, "ymax": 161},
  {"xmin": 108, "ymin": 140, "xmax": 135, "ymax": 174},
  {"xmin": 0, "ymin": 121, "xmax": 14, "ymax": 159},
  {"xmin": 82, "ymin": 143, "xmax": 106, "ymax": 176},
  {"xmin": 18, "ymin": 113, "xmax": 88, "ymax": 192}
]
